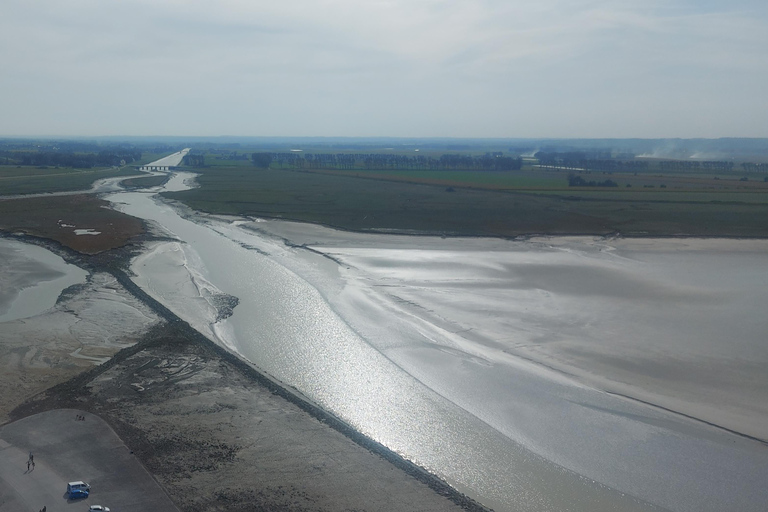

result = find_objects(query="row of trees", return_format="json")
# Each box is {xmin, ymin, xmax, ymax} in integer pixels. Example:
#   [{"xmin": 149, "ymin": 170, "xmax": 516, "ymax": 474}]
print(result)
[
  {"xmin": 252, "ymin": 152, "xmax": 523, "ymax": 171},
  {"xmin": 567, "ymin": 174, "xmax": 619, "ymax": 187},
  {"xmin": 535, "ymin": 150, "xmax": 614, "ymax": 162},
  {"xmin": 535, "ymin": 151, "xmax": 647, "ymax": 172},
  {"xmin": 536, "ymin": 151, "xmax": 747, "ymax": 173},
  {"xmin": 1, "ymin": 149, "xmax": 142, "ymax": 168},
  {"xmin": 741, "ymin": 162, "xmax": 768, "ymax": 173},
  {"xmin": 182, "ymin": 154, "xmax": 206, "ymax": 166},
  {"xmin": 658, "ymin": 160, "xmax": 734, "ymax": 171}
]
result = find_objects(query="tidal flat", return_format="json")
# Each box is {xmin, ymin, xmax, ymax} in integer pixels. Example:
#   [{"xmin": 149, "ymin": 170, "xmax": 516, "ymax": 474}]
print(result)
[
  {"xmin": 2, "ymin": 166, "xmax": 767, "ymax": 512},
  {"xmin": 229, "ymin": 220, "xmax": 768, "ymax": 512},
  {"xmin": 120, "ymin": 172, "xmax": 768, "ymax": 512},
  {"xmin": 0, "ymin": 238, "xmax": 88, "ymax": 323},
  {"xmin": 0, "ymin": 258, "xmax": 160, "ymax": 423}
]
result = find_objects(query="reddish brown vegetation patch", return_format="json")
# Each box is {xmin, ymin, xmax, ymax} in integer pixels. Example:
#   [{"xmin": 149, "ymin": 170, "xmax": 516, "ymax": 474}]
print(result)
[{"xmin": 0, "ymin": 194, "xmax": 144, "ymax": 254}]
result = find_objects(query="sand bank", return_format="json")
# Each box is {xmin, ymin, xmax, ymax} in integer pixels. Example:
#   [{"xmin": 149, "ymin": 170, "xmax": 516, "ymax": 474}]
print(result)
[
  {"xmin": 0, "ymin": 238, "xmax": 87, "ymax": 322},
  {"xmin": 0, "ymin": 267, "xmax": 160, "ymax": 424}
]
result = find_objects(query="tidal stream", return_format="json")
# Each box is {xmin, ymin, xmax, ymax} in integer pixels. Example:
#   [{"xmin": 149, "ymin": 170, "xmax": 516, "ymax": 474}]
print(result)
[{"xmin": 105, "ymin": 172, "xmax": 768, "ymax": 512}]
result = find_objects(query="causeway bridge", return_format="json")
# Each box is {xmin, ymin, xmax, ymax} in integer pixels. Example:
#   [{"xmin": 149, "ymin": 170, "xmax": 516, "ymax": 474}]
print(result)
[{"xmin": 139, "ymin": 148, "xmax": 190, "ymax": 171}]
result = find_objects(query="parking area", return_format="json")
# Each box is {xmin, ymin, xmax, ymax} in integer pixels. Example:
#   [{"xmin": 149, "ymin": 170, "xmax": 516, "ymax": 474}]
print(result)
[{"xmin": 0, "ymin": 409, "xmax": 179, "ymax": 512}]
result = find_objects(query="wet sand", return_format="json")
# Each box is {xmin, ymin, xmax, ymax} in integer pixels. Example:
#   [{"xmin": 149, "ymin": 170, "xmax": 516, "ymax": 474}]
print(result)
[
  {"xmin": 0, "ymin": 239, "xmax": 87, "ymax": 322},
  {"xmin": 3, "ymin": 167, "xmax": 768, "ymax": 511},
  {"xmin": 5, "ymin": 276, "xmax": 485, "ymax": 512},
  {"xmin": 0, "ymin": 267, "xmax": 160, "ymax": 425},
  {"xmin": 251, "ymin": 221, "xmax": 768, "ymax": 442},
  {"xmin": 0, "ymin": 236, "xmax": 486, "ymax": 511},
  {"xmin": 102, "ymin": 170, "xmax": 768, "ymax": 512}
]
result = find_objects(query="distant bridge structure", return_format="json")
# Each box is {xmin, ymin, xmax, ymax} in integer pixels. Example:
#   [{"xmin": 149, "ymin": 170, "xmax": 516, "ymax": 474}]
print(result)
[
  {"xmin": 139, "ymin": 149, "xmax": 191, "ymax": 172},
  {"xmin": 139, "ymin": 165, "xmax": 176, "ymax": 171}
]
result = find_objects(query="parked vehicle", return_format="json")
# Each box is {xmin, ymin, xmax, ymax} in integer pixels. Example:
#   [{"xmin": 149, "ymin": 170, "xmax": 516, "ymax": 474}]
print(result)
[
  {"xmin": 88, "ymin": 506, "xmax": 110, "ymax": 512},
  {"xmin": 67, "ymin": 481, "xmax": 90, "ymax": 499}
]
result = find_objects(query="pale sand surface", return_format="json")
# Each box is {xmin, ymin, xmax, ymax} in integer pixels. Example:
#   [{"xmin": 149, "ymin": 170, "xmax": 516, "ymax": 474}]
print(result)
[
  {"xmin": 246, "ymin": 220, "xmax": 768, "ymax": 441},
  {"xmin": 0, "ymin": 239, "xmax": 87, "ymax": 322},
  {"xmin": 7, "ymin": 198, "xmax": 759, "ymax": 510},
  {"xmin": 127, "ymin": 201, "xmax": 767, "ymax": 511},
  {"xmin": 0, "ymin": 237, "xmax": 484, "ymax": 511}
]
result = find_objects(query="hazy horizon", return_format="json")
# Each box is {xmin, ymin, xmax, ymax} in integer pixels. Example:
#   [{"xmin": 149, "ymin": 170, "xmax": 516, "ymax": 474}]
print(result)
[{"xmin": 2, "ymin": 1, "xmax": 767, "ymax": 139}]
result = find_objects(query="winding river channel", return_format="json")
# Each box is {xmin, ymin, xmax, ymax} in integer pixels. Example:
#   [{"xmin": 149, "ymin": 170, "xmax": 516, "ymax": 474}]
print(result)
[{"xmin": 101, "ymin": 171, "xmax": 768, "ymax": 512}]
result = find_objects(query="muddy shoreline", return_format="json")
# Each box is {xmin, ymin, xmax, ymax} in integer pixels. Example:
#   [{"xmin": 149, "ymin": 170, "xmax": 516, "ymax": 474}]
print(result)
[
  {"xmin": 1, "ymin": 230, "xmax": 489, "ymax": 511},
  {"xmin": 107, "ymin": 266, "xmax": 487, "ymax": 509}
]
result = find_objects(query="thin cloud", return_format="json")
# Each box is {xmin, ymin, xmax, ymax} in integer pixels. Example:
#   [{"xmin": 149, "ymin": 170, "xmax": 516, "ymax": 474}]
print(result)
[{"xmin": 0, "ymin": 0, "xmax": 766, "ymax": 137}]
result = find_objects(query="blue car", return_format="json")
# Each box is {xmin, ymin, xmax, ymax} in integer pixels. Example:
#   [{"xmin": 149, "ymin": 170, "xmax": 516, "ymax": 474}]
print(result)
[
  {"xmin": 69, "ymin": 488, "xmax": 89, "ymax": 499},
  {"xmin": 67, "ymin": 481, "xmax": 90, "ymax": 499}
]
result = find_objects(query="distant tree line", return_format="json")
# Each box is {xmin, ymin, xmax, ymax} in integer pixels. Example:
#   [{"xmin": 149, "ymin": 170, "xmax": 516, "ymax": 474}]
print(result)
[
  {"xmin": 214, "ymin": 151, "xmax": 249, "ymax": 161},
  {"xmin": 741, "ymin": 162, "xmax": 768, "ymax": 173},
  {"xmin": 535, "ymin": 151, "xmax": 647, "ymax": 172},
  {"xmin": 658, "ymin": 160, "xmax": 734, "ymax": 171},
  {"xmin": 183, "ymin": 153, "xmax": 206, "ymax": 166},
  {"xmin": 251, "ymin": 153, "xmax": 273, "ymax": 168},
  {"xmin": 253, "ymin": 152, "xmax": 523, "ymax": 171},
  {"xmin": 536, "ymin": 150, "xmax": 614, "ymax": 162},
  {"xmin": 1, "ymin": 148, "xmax": 141, "ymax": 168},
  {"xmin": 568, "ymin": 173, "xmax": 618, "ymax": 187},
  {"xmin": 535, "ymin": 151, "xmax": 747, "ymax": 174}
]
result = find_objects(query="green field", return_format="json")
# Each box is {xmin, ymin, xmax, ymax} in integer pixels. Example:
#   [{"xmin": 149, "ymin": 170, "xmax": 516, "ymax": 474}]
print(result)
[
  {"xmin": 0, "ymin": 165, "xmax": 143, "ymax": 195},
  {"xmin": 2, "ymin": 142, "xmax": 766, "ymax": 239},
  {"xmin": 318, "ymin": 169, "xmax": 563, "ymax": 189},
  {"xmin": 163, "ymin": 166, "xmax": 768, "ymax": 237}
]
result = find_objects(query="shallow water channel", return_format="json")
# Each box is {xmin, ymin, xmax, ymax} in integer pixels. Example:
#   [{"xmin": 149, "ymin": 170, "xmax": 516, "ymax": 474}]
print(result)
[
  {"xmin": 0, "ymin": 239, "xmax": 87, "ymax": 322},
  {"xmin": 106, "ymin": 172, "xmax": 768, "ymax": 512}
]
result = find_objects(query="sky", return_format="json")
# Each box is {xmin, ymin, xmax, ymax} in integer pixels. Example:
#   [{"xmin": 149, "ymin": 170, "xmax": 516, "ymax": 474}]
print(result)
[{"xmin": 1, "ymin": 0, "xmax": 767, "ymax": 138}]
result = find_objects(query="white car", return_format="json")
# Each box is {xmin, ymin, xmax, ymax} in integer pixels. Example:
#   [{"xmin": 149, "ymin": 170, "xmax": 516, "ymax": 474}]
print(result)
[{"xmin": 88, "ymin": 507, "xmax": 110, "ymax": 512}]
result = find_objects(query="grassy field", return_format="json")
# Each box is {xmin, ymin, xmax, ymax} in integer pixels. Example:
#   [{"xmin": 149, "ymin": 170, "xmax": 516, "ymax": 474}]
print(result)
[
  {"xmin": 2, "ymin": 146, "xmax": 766, "ymax": 241},
  {"xmin": 0, "ymin": 165, "xmax": 142, "ymax": 195},
  {"xmin": 163, "ymin": 166, "xmax": 768, "ymax": 237},
  {"xmin": 134, "ymin": 152, "xmax": 171, "ymax": 165},
  {"xmin": 314, "ymin": 168, "xmax": 564, "ymax": 189},
  {"xmin": 310, "ymin": 167, "xmax": 768, "ymax": 193}
]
